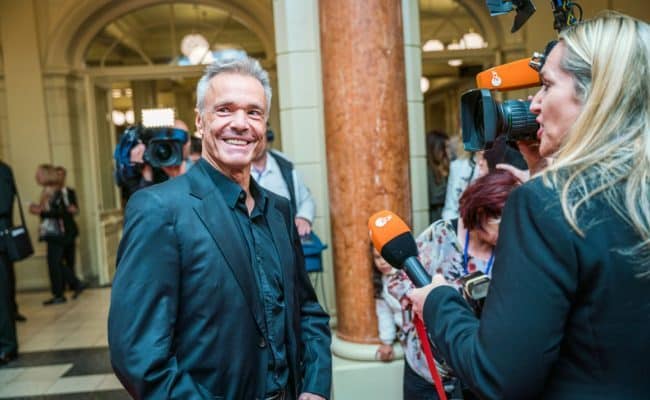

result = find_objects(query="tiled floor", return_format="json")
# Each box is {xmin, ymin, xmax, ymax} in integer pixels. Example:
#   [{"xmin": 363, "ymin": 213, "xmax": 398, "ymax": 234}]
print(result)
[{"xmin": 0, "ymin": 288, "xmax": 130, "ymax": 399}]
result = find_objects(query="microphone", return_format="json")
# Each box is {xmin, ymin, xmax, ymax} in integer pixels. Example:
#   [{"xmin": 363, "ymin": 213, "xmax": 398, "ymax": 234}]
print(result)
[
  {"xmin": 475, "ymin": 57, "xmax": 541, "ymax": 91},
  {"xmin": 368, "ymin": 210, "xmax": 431, "ymax": 288}
]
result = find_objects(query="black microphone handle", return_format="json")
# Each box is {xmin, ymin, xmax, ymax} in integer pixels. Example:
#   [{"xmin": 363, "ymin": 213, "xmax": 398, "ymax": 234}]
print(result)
[{"xmin": 402, "ymin": 256, "xmax": 432, "ymax": 288}]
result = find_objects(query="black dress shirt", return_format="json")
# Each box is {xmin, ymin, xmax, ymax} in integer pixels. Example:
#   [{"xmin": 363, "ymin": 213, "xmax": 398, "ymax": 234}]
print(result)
[{"xmin": 201, "ymin": 159, "xmax": 289, "ymax": 393}]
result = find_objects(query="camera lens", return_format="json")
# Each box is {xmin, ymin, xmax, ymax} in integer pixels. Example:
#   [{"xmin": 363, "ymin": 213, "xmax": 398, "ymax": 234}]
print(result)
[
  {"xmin": 154, "ymin": 143, "xmax": 173, "ymax": 162},
  {"xmin": 500, "ymin": 100, "xmax": 539, "ymax": 142}
]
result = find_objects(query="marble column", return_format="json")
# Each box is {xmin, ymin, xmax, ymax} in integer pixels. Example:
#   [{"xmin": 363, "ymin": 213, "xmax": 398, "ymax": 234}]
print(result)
[
  {"xmin": 0, "ymin": 1, "xmax": 54, "ymax": 288},
  {"xmin": 319, "ymin": 0, "xmax": 412, "ymax": 345},
  {"xmin": 273, "ymin": 0, "xmax": 336, "ymax": 315}
]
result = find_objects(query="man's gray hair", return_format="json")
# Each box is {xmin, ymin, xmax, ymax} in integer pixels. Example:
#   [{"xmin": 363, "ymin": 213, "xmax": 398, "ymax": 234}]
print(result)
[{"xmin": 195, "ymin": 56, "xmax": 272, "ymax": 116}]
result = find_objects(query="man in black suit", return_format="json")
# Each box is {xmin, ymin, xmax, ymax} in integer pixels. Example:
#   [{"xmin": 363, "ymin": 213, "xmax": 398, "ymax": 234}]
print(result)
[
  {"xmin": 0, "ymin": 160, "xmax": 19, "ymax": 365},
  {"xmin": 108, "ymin": 56, "xmax": 332, "ymax": 400}
]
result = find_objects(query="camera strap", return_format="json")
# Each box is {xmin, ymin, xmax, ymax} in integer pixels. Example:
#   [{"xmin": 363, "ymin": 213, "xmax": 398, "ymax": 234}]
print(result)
[
  {"xmin": 414, "ymin": 314, "xmax": 447, "ymax": 400},
  {"xmin": 463, "ymin": 229, "xmax": 495, "ymax": 276}
]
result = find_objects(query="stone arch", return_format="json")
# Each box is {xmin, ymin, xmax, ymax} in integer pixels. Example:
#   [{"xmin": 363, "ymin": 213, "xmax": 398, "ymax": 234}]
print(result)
[{"xmin": 45, "ymin": 0, "xmax": 274, "ymax": 69}]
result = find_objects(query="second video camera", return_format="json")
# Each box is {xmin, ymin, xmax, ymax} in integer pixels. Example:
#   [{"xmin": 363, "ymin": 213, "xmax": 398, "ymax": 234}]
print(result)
[
  {"xmin": 461, "ymin": 89, "xmax": 538, "ymax": 151},
  {"xmin": 143, "ymin": 127, "xmax": 188, "ymax": 168}
]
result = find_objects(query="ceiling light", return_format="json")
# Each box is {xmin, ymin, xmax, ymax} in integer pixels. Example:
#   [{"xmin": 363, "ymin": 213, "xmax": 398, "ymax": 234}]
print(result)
[
  {"xmin": 112, "ymin": 110, "xmax": 126, "ymax": 126},
  {"xmin": 125, "ymin": 110, "xmax": 135, "ymax": 125},
  {"xmin": 420, "ymin": 77, "xmax": 430, "ymax": 93},
  {"xmin": 111, "ymin": 89, "xmax": 122, "ymax": 99},
  {"xmin": 447, "ymin": 41, "xmax": 466, "ymax": 51},
  {"xmin": 422, "ymin": 39, "xmax": 445, "ymax": 52},
  {"xmin": 461, "ymin": 31, "xmax": 487, "ymax": 49},
  {"xmin": 448, "ymin": 59, "xmax": 463, "ymax": 67},
  {"xmin": 181, "ymin": 33, "xmax": 209, "ymax": 58},
  {"xmin": 188, "ymin": 46, "xmax": 212, "ymax": 65}
]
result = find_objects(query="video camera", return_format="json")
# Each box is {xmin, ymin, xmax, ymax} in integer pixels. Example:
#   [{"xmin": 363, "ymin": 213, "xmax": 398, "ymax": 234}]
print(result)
[
  {"xmin": 461, "ymin": 1, "xmax": 582, "ymax": 151},
  {"xmin": 142, "ymin": 127, "xmax": 188, "ymax": 168},
  {"xmin": 113, "ymin": 125, "xmax": 188, "ymax": 198}
]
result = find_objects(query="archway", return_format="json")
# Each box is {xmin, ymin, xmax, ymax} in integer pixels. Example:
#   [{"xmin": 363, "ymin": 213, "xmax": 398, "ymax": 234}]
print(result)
[{"xmin": 40, "ymin": 0, "xmax": 277, "ymax": 285}]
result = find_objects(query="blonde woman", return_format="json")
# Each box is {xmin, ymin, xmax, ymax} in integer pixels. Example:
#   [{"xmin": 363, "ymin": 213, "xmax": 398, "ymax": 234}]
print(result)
[
  {"xmin": 408, "ymin": 12, "xmax": 650, "ymax": 398},
  {"xmin": 30, "ymin": 164, "xmax": 58, "ymax": 211}
]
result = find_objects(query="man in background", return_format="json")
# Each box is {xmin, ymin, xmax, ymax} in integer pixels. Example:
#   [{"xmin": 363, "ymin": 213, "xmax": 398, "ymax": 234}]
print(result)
[
  {"xmin": 252, "ymin": 128, "xmax": 316, "ymax": 237},
  {"xmin": 55, "ymin": 166, "xmax": 86, "ymax": 298},
  {"xmin": 0, "ymin": 160, "xmax": 19, "ymax": 365}
]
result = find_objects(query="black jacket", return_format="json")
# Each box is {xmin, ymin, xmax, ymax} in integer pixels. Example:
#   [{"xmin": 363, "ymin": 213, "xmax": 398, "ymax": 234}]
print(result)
[
  {"xmin": 108, "ymin": 162, "xmax": 332, "ymax": 400},
  {"xmin": 423, "ymin": 177, "xmax": 650, "ymax": 399},
  {"xmin": 0, "ymin": 161, "xmax": 16, "ymax": 241},
  {"xmin": 40, "ymin": 188, "xmax": 79, "ymax": 242}
]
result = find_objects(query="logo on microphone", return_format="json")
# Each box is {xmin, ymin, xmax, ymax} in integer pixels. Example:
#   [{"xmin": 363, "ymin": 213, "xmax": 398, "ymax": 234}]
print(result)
[
  {"xmin": 491, "ymin": 71, "xmax": 502, "ymax": 87},
  {"xmin": 374, "ymin": 215, "xmax": 392, "ymax": 228}
]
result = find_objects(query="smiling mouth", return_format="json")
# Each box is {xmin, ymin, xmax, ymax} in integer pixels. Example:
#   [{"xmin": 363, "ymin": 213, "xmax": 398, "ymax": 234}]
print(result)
[{"xmin": 223, "ymin": 138, "xmax": 252, "ymax": 146}]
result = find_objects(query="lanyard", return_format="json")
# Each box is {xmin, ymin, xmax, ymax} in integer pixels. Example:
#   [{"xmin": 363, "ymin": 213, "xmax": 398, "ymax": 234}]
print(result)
[
  {"xmin": 414, "ymin": 315, "xmax": 448, "ymax": 400},
  {"xmin": 463, "ymin": 229, "xmax": 494, "ymax": 275}
]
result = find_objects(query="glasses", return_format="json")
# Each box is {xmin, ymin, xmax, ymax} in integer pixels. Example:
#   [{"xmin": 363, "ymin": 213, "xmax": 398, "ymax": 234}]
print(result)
[{"xmin": 529, "ymin": 40, "xmax": 559, "ymax": 72}]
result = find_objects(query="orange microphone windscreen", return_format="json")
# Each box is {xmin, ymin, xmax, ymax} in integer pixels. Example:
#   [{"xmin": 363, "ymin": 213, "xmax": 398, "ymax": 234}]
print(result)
[
  {"xmin": 476, "ymin": 57, "xmax": 541, "ymax": 91},
  {"xmin": 368, "ymin": 210, "xmax": 410, "ymax": 252}
]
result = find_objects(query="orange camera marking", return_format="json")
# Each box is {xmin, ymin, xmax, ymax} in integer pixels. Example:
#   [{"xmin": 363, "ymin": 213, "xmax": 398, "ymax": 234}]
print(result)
[{"xmin": 476, "ymin": 57, "xmax": 541, "ymax": 91}]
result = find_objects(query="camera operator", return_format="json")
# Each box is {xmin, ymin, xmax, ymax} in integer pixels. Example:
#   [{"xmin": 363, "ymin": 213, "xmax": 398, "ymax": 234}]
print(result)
[
  {"xmin": 407, "ymin": 12, "xmax": 650, "ymax": 399},
  {"xmin": 115, "ymin": 119, "xmax": 190, "ymax": 201}
]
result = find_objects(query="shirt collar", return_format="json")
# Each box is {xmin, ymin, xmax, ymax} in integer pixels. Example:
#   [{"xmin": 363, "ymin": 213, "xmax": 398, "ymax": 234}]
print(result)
[
  {"xmin": 254, "ymin": 151, "xmax": 282, "ymax": 178},
  {"xmin": 199, "ymin": 158, "xmax": 268, "ymax": 212}
]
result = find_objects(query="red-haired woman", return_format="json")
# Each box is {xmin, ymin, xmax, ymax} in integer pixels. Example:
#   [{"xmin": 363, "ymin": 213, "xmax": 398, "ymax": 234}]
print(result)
[{"xmin": 387, "ymin": 169, "xmax": 520, "ymax": 399}]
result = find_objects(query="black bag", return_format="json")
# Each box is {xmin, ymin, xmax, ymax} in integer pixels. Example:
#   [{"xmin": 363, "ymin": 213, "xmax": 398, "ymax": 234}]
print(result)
[
  {"xmin": 2, "ymin": 189, "xmax": 34, "ymax": 262},
  {"xmin": 38, "ymin": 217, "xmax": 64, "ymax": 241}
]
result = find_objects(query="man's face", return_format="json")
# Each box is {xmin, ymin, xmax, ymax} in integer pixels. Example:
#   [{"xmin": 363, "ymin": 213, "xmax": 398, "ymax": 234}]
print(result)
[
  {"xmin": 252, "ymin": 130, "xmax": 269, "ymax": 163},
  {"xmin": 196, "ymin": 73, "xmax": 267, "ymax": 175}
]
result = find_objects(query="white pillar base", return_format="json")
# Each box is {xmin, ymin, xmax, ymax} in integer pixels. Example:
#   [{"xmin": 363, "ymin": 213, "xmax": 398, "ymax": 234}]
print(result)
[{"xmin": 331, "ymin": 334, "xmax": 404, "ymax": 361}]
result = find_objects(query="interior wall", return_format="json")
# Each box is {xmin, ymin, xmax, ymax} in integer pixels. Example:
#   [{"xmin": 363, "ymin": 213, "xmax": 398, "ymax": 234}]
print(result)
[{"xmin": 0, "ymin": 80, "xmax": 8, "ymax": 160}]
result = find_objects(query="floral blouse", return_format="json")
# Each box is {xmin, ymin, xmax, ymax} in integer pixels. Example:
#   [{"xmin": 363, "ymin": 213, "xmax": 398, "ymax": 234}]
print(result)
[{"xmin": 382, "ymin": 219, "xmax": 494, "ymax": 384}]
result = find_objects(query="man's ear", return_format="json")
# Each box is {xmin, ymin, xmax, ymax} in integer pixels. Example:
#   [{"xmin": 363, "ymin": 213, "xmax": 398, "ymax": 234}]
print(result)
[{"xmin": 194, "ymin": 109, "xmax": 203, "ymax": 135}]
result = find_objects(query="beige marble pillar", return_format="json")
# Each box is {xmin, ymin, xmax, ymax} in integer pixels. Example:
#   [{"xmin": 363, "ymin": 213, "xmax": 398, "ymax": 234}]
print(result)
[
  {"xmin": 0, "ymin": 1, "xmax": 54, "ymax": 288},
  {"xmin": 319, "ymin": 0, "xmax": 411, "ymax": 344}
]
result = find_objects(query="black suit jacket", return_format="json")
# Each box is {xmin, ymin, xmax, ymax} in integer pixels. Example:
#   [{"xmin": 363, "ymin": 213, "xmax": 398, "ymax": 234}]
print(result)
[
  {"xmin": 423, "ymin": 177, "xmax": 650, "ymax": 399},
  {"xmin": 40, "ymin": 187, "xmax": 79, "ymax": 242},
  {"xmin": 0, "ymin": 161, "xmax": 16, "ymax": 248},
  {"xmin": 108, "ymin": 162, "xmax": 331, "ymax": 400}
]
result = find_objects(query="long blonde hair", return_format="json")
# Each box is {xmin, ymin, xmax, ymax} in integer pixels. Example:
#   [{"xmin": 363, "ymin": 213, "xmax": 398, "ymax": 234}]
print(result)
[{"xmin": 543, "ymin": 12, "xmax": 650, "ymax": 273}]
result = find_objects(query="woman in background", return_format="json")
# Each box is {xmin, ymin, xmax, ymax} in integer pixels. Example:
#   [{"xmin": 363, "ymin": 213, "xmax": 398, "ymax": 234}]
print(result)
[
  {"xmin": 426, "ymin": 130, "xmax": 450, "ymax": 223},
  {"xmin": 441, "ymin": 151, "xmax": 486, "ymax": 220},
  {"xmin": 374, "ymin": 170, "xmax": 520, "ymax": 399}
]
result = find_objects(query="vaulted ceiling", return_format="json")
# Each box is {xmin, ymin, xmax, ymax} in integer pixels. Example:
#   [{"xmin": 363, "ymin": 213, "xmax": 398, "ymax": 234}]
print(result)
[
  {"xmin": 84, "ymin": 0, "xmax": 490, "ymax": 73},
  {"xmin": 84, "ymin": 3, "xmax": 267, "ymax": 67}
]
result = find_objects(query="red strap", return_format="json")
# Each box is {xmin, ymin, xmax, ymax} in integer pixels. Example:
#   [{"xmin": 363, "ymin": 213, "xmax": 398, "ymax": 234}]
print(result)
[{"xmin": 413, "ymin": 314, "xmax": 448, "ymax": 400}]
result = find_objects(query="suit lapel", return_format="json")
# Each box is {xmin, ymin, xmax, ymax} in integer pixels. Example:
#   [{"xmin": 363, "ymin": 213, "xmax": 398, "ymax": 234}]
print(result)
[
  {"xmin": 265, "ymin": 198, "xmax": 295, "ymax": 312},
  {"xmin": 189, "ymin": 165, "xmax": 267, "ymax": 335}
]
